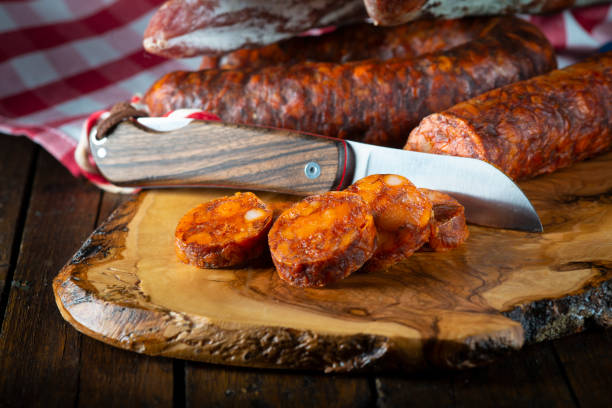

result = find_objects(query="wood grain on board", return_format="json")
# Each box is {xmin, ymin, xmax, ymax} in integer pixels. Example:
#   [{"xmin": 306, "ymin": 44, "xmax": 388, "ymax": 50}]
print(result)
[{"xmin": 53, "ymin": 151, "xmax": 612, "ymax": 372}]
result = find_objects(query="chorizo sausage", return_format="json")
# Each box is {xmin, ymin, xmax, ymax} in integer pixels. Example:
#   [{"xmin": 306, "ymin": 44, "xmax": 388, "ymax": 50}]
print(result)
[
  {"xmin": 346, "ymin": 174, "xmax": 432, "ymax": 271},
  {"xmin": 406, "ymin": 51, "xmax": 612, "ymax": 180},
  {"xmin": 268, "ymin": 191, "xmax": 376, "ymax": 287},
  {"xmin": 143, "ymin": 0, "xmax": 366, "ymax": 58},
  {"xmin": 364, "ymin": 0, "xmax": 606, "ymax": 26},
  {"xmin": 199, "ymin": 18, "xmax": 496, "ymax": 70},
  {"xmin": 175, "ymin": 192, "xmax": 273, "ymax": 268},
  {"xmin": 419, "ymin": 189, "xmax": 468, "ymax": 252},
  {"xmin": 144, "ymin": 17, "xmax": 556, "ymax": 148}
]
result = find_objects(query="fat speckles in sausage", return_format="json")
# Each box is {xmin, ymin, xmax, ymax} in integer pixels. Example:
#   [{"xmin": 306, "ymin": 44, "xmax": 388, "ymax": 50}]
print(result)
[
  {"xmin": 268, "ymin": 191, "xmax": 376, "ymax": 287},
  {"xmin": 144, "ymin": 17, "xmax": 556, "ymax": 148},
  {"xmin": 419, "ymin": 189, "xmax": 469, "ymax": 252},
  {"xmin": 200, "ymin": 18, "xmax": 495, "ymax": 70},
  {"xmin": 175, "ymin": 192, "xmax": 273, "ymax": 268},
  {"xmin": 346, "ymin": 174, "xmax": 432, "ymax": 270},
  {"xmin": 406, "ymin": 52, "xmax": 612, "ymax": 180}
]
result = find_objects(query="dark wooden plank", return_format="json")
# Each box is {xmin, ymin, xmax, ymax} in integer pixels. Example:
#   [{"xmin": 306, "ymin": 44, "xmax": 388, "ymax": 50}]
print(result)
[
  {"xmin": 451, "ymin": 342, "xmax": 576, "ymax": 408},
  {"xmin": 186, "ymin": 363, "xmax": 373, "ymax": 408},
  {"xmin": 375, "ymin": 341, "xmax": 577, "ymax": 407},
  {"xmin": 553, "ymin": 328, "xmax": 612, "ymax": 408},
  {"xmin": 0, "ymin": 136, "xmax": 36, "ymax": 319},
  {"xmin": 0, "ymin": 149, "xmax": 100, "ymax": 407},
  {"xmin": 375, "ymin": 373, "xmax": 454, "ymax": 408},
  {"xmin": 76, "ymin": 191, "xmax": 174, "ymax": 408}
]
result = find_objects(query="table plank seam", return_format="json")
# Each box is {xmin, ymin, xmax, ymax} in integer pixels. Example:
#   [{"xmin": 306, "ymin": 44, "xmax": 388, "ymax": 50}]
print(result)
[
  {"xmin": 0, "ymin": 146, "xmax": 38, "ymax": 331},
  {"xmin": 174, "ymin": 360, "xmax": 186, "ymax": 408},
  {"xmin": 551, "ymin": 345, "xmax": 582, "ymax": 407}
]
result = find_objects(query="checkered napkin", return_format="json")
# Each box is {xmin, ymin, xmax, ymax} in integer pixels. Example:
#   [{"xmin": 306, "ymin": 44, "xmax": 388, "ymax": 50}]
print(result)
[{"xmin": 1, "ymin": 1, "xmax": 611, "ymax": 188}]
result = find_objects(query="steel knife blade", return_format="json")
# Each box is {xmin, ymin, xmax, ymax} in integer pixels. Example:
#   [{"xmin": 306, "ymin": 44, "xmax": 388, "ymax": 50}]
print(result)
[{"xmin": 91, "ymin": 118, "xmax": 542, "ymax": 232}]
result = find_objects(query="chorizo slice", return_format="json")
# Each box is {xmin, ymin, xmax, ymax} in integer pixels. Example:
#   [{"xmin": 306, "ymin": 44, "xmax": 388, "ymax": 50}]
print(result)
[
  {"xmin": 200, "ymin": 18, "xmax": 495, "ymax": 70},
  {"xmin": 346, "ymin": 174, "xmax": 432, "ymax": 270},
  {"xmin": 144, "ymin": 16, "xmax": 555, "ymax": 148},
  {"xmin": 406, "ymin": 51, "xmax": 612, "ymax": 180},
  {"xmin": 175, "ymin": 192, "xmax": 273, "ymax": 268},
  {"xmin": 419, "ymin": 189, "xmax": 469, "ymax": 252},
  {"xmin": 268, "ymin": 191, "xmax": 376, "ymax": 287}
]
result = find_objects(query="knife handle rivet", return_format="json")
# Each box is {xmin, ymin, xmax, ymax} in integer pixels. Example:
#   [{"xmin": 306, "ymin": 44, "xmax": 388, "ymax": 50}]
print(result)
[
  {"xmin": 304, "ymin": 162, "xmax": 321, "ymax": 179},
  {"xmin": 97, "ymin": 148, "xmax": 107, "ymax": 159}
]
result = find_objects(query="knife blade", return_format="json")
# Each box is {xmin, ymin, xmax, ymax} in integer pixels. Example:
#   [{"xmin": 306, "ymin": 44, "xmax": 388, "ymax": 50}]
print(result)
[{"xmin": 91, "ymin": 118, "xmax": 542, "ymax": 232}]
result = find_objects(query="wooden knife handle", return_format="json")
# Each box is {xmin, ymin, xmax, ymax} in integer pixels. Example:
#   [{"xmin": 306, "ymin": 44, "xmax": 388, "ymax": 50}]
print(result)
[{"xmin": 92, "ymin": 120, "xmax": 354, "ymax": 195}]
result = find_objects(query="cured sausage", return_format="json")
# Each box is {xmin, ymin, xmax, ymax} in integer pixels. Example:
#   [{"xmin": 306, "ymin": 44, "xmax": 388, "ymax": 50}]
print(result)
[
  {"xmin": 143, "ymin": 0, "xmax": 366, "ymax": 58},
  {"xmin": 346, "ymin": 174, "xmax": 432, "ymax": 270},
  {"xmin": 268, "ymin": 191, "xmax": 376, "ymax": 287},
  {"xmin": 199, "ymin": 18, "xmax": 496, "ymax": 70},
  {"xmin": 144, "ymin": 17, "xmax": 556, "ymax": 148},
  {"xmin": 175, "ymin": 192, "xmax": 273, "ymax": 268},
  {"xmin": 406, "ymin": 51, "xmax": 612, "ymax": 180},
  {"xmin": 364, "ymin": 0, "xmax": 606, "ymax": 26},
  {"xmin": 419, "ymin": 189, "xmax": 468, "ymax": 252}
]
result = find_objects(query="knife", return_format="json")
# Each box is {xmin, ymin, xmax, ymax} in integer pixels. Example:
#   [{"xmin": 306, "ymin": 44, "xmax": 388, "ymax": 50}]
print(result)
[{"xmin": 91, "ymin": 118, "xmax": 542, "ymax": 232}]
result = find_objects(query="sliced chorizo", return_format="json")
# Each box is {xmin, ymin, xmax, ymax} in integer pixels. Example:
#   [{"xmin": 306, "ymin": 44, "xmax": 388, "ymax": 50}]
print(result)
[
  {"xmin": 268, "ymin": 191, "xmax": 377, "ymax": 287},
  {"xmin": 346, "ymin": 174, "xmax": 432, "ymax": 271},
  {"xmin": 406, "ymin": 51, "xmax": 612, "ymax": 180},
  {"xmin": 175, "ymin": 192, "xmax": 273, "ymax": 268},
  {"xmin": 144, "ymin": 16, "xmax": 556, "ymax": 148},
  {"xmin": 199, "ymin": 18, "xmax": 496, "ymax": 70},
  {"xmin": 419, "ymin": 189, "xmax": 469, "ymax": 252}
]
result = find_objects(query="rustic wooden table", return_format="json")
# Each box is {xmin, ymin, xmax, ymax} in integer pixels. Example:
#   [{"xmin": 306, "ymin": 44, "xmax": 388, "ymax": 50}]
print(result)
[{"xmin": 0, "ymin": 135, "xmax": 610, "ymax": 408}]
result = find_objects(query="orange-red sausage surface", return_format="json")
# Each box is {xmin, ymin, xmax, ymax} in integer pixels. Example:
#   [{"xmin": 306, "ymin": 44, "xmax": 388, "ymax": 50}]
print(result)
[
  {"xmin": 268, "ymin": 191, "xmax": 377, "ymax": 287},
  {"xmin": 419, "ymin": 189, "xmax": 469, "ymax": 252},
  {"xmin": 175, "ymin": 192, "xmax": 273, "ymax": 268},
  {"xmin": 346, "ymin": 174, "xmax": 432, "ymax": 270},
  {"xmin": 145, "ymin": 17, "xmax": 555, "ymax": 148},
  {"xmin": 199, "ymin": 18, "xmax": 496, "ymax": 70},
  {"xmin": 406, "ymin": 52, "xmax": 612, "ymax": 180}
]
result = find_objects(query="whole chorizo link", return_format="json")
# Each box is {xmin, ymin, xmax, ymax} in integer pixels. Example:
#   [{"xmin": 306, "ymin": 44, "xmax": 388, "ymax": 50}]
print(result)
[
  {"xmin": 406, "ymin": 51, "xmax": 612, "ymax": 180},
  {"xmin": 364, "ymin": 0, "xmax": 607, "ymax": 26},
  {"xmin": 144, "ymin": 17, "xmax": 556, "ymax": 147},
  {"xmin": 200, "ymin": 18, "xmax": 496, "ymax": 70},
  {"xmin": 143, "ymin": 0, "xmax": 366, "ymax": 58}
]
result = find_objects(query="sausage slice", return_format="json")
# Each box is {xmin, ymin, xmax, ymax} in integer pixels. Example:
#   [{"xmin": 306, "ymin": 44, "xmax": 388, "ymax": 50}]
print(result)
[
  {"xmin": 268, "ymin": 191, "xmax": 377, "ymax": 287},
  {"xmin": 175, "ymin": 192, "xmax": 273, "ymax": 268},
  {"xmin": 419, "ymin": 189, "xmax": 469, "ymax": 252},
  {"xmin": 346, "ymin": 174, "xmax": 433, "ymax": 271}
]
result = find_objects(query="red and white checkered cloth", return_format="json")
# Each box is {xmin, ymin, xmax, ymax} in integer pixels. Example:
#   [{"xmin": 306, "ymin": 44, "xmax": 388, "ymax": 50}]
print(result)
[{"xmin": 1, "ymin": 0, "xmax": 611, "ymax": 185}]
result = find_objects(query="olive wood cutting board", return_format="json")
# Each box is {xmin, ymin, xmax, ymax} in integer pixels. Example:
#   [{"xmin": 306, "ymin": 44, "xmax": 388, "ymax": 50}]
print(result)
[{"xmin": 53, "ymin": 152, "xmax": 612, "ymax": 373}]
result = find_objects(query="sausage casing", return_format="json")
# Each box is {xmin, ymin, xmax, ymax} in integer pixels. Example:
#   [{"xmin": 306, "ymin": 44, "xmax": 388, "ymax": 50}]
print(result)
[
  {"xmin": 200, "ymin": 18, "xmax": 496, "ymax": 70},
  {"xmin": 268, "ymin": 191, "xmax": 376, "ymax": 287},
  {"xmin": 175, "ymin": 192, "xmax": 273, "ymax": 268},
  {"xmin": 406, "ymin": 51, "xmax": 612, "ymax": 180},
  {"xmin": 144, "ymin": 17, "xmax": 556, "ymax": 148},
  {"xmin": 364, "ymin": 0, "xmax": 606, "ymax": 26},
  {"xmin": 346, "ymin": 174, "xmax": 432, "ymax": 270},
  {"xmin": 419, "ymin": 189, "xmax": 469, "ymax": 252}
]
